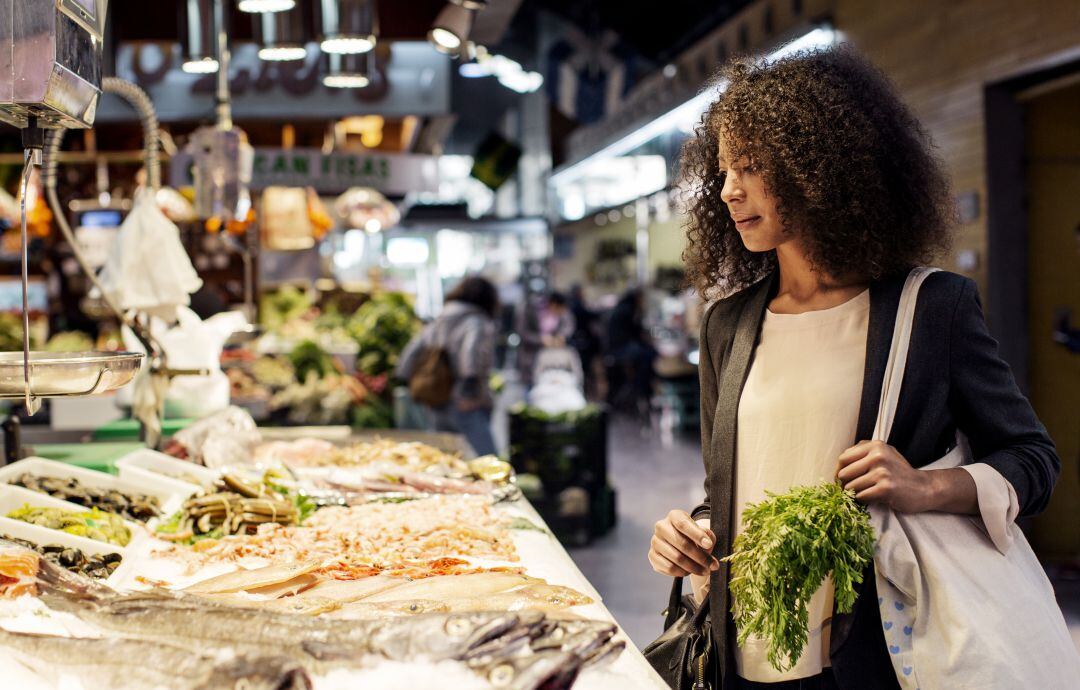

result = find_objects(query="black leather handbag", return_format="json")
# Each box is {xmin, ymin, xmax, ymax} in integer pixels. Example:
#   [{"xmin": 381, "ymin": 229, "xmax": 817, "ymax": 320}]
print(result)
[{"xmin": 643, "ymin": 577, "xmax": 715, "ymax": 690}]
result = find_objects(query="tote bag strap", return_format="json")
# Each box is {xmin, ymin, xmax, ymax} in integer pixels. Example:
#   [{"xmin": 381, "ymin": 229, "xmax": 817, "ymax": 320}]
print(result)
[{"xmin": 872, "ymin": 267, "xmax": 940, "ymax": 443}]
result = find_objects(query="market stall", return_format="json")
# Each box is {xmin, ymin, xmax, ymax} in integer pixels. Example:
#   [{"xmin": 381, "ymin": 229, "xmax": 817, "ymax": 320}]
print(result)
[{"xmin": 0, "ymin": 409, "xmax": 666, "ymax": 690}]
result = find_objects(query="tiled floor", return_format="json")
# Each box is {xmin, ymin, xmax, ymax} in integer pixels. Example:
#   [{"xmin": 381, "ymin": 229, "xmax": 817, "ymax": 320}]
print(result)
[{"xmin": 568, "ymin": 414, "xmax": 1080, "ymax": 653}]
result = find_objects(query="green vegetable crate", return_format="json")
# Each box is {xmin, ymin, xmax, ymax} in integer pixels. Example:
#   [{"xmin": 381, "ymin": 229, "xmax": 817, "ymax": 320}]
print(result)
[{"xmin": 509, "ymin": 405, "xmax": 615, "ymax": 545}]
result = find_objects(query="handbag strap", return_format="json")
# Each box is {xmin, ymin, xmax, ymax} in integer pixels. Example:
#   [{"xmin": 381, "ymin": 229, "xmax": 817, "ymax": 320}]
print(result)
[
  {"xmin": 663, "ymin": 576, "xmax": 711, "ymax": 629},
  {"xmin": 872, "ymin": 267, "xmax": 940, "ymax": 442}
]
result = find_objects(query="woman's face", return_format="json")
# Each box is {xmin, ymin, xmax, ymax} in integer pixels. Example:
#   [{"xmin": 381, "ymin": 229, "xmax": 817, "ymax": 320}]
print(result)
[{"xmin": 717, "ymin": 138, "xmax": 790, "ymax": 253}]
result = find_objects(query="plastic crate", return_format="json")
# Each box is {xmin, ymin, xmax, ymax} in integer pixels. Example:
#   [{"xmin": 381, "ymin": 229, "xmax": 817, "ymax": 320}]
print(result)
[{"xmin": 509, "ymin": 407, "xmax": 608, "ymax": 492}]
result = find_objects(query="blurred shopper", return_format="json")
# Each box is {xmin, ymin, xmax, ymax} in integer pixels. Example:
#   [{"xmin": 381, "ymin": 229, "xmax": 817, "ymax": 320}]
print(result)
[
  {"xmin": 514, "ymin": 293, "xmax": 544, "ymax": 388},
  {"xmin": 606, "ymin": 288, "xmax": 657, "ymax": 413},
  {"xmin": 541, "ymin": 292, "xmax": 576, "ymax": 347},
  {"xmin": 568, "ymin": 285, "xmax": 602, "ymax": 398},
  {"xmin": 398, "ymin": 276, "xmax": 499, "ymax": 456},
  {"xmin": 516, "ymin": 291, "xmax": 575, "ymax": 387},
  {"xmin": 647, "ymin": 47, "xmax": 1064, "ymax": 689}
]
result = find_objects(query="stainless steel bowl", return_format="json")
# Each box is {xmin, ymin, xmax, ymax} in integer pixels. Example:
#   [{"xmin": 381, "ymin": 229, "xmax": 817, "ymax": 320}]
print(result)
[{"xmin": 0, "ymin": 351, "xmax": 145, "ymax": 398}]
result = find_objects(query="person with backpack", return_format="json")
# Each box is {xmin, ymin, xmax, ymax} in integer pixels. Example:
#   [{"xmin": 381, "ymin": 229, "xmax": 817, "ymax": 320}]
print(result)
[{"xmin": 397, "ymin": 276, "xmax": 499, "ymax": 457}]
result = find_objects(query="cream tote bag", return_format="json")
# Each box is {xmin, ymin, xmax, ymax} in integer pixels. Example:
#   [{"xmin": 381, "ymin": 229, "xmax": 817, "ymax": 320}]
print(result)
[{"xmin": 869, "ymin": 267, "xmax": 1080, "ymax": 689}]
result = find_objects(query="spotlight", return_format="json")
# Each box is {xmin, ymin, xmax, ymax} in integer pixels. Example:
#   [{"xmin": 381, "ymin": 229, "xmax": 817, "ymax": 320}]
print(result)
[
  {"xmin": 181, "ymin": 0, "xmax": 219, "ymax": 74},
  {"xmin": 323, "ymin": 52, "xmax": 370, "ymax": 88},
  {"xmin": 255, "ymin": 6, "xmax": 308, "ymax": 62},
  {"xmin": 238, "ymin": 0, "xmax": 295, "ymax": 12},
  {"xmin": 428, "ymin": 3, "xmax": 473, "ymax": 55},
  {"xmin": 318, "ymin": 0, "xmax": 378, "ymax": 55}
]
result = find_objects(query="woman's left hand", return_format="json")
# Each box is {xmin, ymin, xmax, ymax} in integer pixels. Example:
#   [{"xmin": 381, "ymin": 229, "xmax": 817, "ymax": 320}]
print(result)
[{"xmin": 836, "ymin": 440, "xmax": 934, "ymax": 513}]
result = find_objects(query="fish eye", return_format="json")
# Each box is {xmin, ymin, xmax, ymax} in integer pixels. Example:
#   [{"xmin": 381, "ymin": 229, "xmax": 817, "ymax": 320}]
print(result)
[
  {"xmin": 445, "ymin": 617, "xmax": 470, "ymax": 636},
  {"xmin": 488, "ymin": 664, "xmax": 515, "ymax": 687}
]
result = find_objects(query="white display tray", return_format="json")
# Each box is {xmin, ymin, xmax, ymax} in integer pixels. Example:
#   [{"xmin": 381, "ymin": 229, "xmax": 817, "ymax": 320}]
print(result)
[
  {"xmin": 0, "ymin": 484, "xmax": 143, "ymax": 549},
  {"xmin": 115, "ymin": 448, "xmax": 219, "ymax": 491},
  {"xmin": 0, "ymin": 457, "xmax": 196, "ymax": 513}
]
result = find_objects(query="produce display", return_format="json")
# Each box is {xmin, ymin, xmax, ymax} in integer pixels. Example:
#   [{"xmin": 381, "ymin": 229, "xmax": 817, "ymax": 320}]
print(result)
[
  {"xmin": 228, "ymin": 289, "xmax": 419, "ymax": 429},
  {"xmin": 11, "ymin": 473, "xmax": 161, "ymax": 522},
  {"xmin": 725, "ymin": 482, "xmax": 875, "ymax": 672},
  {"xmin": 1, "ymin": 535, "xmax": 121, "ymax": 580},
  {"xmin": 6, "ymin": 505, "xmax": 131, "ymax": 547}
]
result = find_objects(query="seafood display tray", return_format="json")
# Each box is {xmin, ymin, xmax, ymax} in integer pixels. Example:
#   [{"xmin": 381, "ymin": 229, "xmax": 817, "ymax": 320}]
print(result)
[
  {"xmin": 0, "ymin": 511, "xmax": 127, "ymax": 562},
  {"xmin": 115, "ymin": 449, "xmax": 219, "ymax": 490},
  {"xmin": 0, "ymin": 484, "xmax": 143, "ymax": 549},
  {"xmin": 0, "ymin": 352, "xmax": 144, "ymax": 398},
  {"xmin": 0, "ymin": 457, "xmax": 197, "ymax": 515}
]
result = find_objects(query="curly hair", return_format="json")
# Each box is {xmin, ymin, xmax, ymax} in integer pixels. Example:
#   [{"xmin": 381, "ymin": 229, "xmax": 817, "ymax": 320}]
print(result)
[{"xmin": 679, "ymin": 46, "xmax": 954, "ymax": 297}]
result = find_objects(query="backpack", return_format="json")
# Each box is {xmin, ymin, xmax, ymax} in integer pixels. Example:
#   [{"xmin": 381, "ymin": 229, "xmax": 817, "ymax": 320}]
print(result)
[{"xmin": 408, "ymin": 318, "xmax": 456, "ymax": 407}]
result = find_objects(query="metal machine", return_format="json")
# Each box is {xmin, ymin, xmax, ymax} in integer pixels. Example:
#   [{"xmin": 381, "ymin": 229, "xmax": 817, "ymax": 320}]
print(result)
[
  {"xmin": 0, "ymin": 0, "xmax": 143, "ymax": 419},
  {"xmin": 0, "ymin": 0, "xmax": 109, "ymax": 130}
]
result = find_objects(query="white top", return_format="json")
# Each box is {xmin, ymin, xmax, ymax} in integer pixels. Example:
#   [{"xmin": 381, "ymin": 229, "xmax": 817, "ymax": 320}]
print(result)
[
  {"xmin": 733, "ymin": 289, "xmax": 871, "ymax": 682},
  {"xmin": 730, "ymin": 288, "xmax": 1020, "ymax": 683}
]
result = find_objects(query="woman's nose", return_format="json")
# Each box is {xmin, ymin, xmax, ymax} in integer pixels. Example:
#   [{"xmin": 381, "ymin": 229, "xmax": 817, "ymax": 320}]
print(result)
[{"xmin": 720, "ymin": 172, "xmax": 743, "ymax": 204}]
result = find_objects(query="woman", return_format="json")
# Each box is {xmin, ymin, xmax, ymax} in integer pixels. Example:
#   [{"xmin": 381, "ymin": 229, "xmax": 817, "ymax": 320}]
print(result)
[
  {"xmin": 647, "ymin": 47, "xmax": 1060, "ymax": 689},
  {"xmin": 398, "ymin": 276, "xmax": 499, "ymax": 456}
]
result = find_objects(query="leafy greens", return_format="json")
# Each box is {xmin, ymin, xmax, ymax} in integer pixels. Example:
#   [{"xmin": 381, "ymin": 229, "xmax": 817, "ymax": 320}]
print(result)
[{"xmin": 724, "ymin": 482, "xmax": 875, "ymax": 672}]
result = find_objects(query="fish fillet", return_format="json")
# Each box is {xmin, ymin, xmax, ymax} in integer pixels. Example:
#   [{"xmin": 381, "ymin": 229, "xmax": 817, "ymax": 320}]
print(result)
[
  {"xmin": 293, "ymin": 574, "xmax": 405, "ymax": 603},
  {"xmin": 0, "ymin": 546, "xmax": 39, "ymax": 598},
  {"xmin": 184, "ymin": 560, "xmax": 321, "ymax": 594},
  {"xmin": 363, "ymin": 572, "xmax": 540, "ymax": 603}
]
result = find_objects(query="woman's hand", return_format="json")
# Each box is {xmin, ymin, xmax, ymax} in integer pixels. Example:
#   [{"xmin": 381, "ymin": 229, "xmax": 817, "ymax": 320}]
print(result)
[
  {"xmin": 649, "ymin": 510, "xmax": 720, "ymax": 578},
  {"xmin": 837, "ymin": 440, "xmax": 934, "ymax": 512},
  {"xmin": 838, "ymin": 440, "xmax": 981, "ymax": 515}
]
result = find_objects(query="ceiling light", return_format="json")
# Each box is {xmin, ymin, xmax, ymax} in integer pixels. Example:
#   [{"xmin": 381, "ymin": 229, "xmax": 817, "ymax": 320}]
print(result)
[
  {"xmin": 428, "ymin": 3, "xmax": 473, "ymax": 55},
  {"xmin": 255, "ymin": 6, "xmax": 308, "ymax": 62},
  {"xmin": 318, "ymin": 0, "xmax": 378, "ymax": 54},
  {"xmin": 238, "ymin": 0, "xmax": 295, "ymax": 12},
  {"xmin": 182, "ymin": 57, "xmax": 220, "ymax": 74},
  {"xmin": 550, "ymin": 26, "xmax": 838, "ymax": 187},
  {"xmin": 323, "ymin": 52, "xmax": 370, "ymax": 88},
  {"xmin": 451, "ymin": 0, "xmax": 488, "ymax": 9},
  {"xmin": 180, "ymin": 0, "xmax": 218, "ymax": 74},
  {"xmin": 259, "ymin": 46, "xmax": 307, "ymax": 61}
]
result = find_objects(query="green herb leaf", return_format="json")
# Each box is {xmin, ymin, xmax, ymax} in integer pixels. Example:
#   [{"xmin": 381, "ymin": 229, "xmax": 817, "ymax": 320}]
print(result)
[{"xmin": 724, "ymin": 482, "xmax": 875, "ymax": 672}]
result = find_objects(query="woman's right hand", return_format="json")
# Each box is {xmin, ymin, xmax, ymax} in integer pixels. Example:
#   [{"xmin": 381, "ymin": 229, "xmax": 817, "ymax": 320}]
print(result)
[{"xmin": 649, "ymin": 510, "xmax": 720, "ymax": 580}]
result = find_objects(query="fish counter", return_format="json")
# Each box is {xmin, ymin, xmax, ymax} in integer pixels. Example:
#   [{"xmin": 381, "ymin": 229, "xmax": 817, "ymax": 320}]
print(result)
[{"xmin": 0, "ymin": 413, "xmax": 668, "ymax": 690}]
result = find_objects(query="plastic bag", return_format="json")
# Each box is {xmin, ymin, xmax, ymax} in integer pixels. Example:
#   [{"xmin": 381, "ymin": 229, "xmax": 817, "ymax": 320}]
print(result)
[
  {"xmin": 172, "ymin": 406, "xmax": 262, "ymax": 468},
  {"xmin": 97, "ymin": 190, "xmax": 202, "ymax": 322}
]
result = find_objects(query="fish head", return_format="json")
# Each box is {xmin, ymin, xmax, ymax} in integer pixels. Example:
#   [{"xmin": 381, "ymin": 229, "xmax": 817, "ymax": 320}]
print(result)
[
  {"xmin": 198, "ymin": 656, "xmax": 313, "ymax": 690},
  {"xmin": 521, "ymin": 584, "xmax": 594, "ymax": 608},
  {"xmin": 369, "ymin": 612, "xmax": 524, "ymax": 660},
  {"xmin": 473, "ymin": 649, "xmax": 583, "ymax": 690}
]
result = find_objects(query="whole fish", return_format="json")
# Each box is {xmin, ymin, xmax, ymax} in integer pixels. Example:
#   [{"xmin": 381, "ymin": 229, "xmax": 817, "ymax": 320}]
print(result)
[
  {"xmin": 362, "ymin": 572, "xmax": 540, "ymax": 603},
  {"xmin": 183, "ymin": 560, "xmax": 322, "ymax": 594},
  {"xmin": 332, "ymin": 598, "xmax": 450, "ymax": 619},
  {"xmin": 257, "ymin": 595, "xmax": 342, "ymax": 616},
  {"xmin": 41, "ymin": 586, "xmax": 532, "ymax": 665},
  {"xmin": 293, "ymin": 574, "xmax": 405, "ymax": 603},
  {"xmin": 0, "ymin": 626, "xmax": 311, "ymax": 690},
  {"xmin": 433, "ymin": 584, "xmax": 594, "ymax": 613}
]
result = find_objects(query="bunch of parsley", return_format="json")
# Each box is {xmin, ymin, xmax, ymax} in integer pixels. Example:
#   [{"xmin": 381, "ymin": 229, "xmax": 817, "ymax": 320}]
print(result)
[{"xmin": 724, "ymin": 482, "xmax": 875, "ymax": 672}]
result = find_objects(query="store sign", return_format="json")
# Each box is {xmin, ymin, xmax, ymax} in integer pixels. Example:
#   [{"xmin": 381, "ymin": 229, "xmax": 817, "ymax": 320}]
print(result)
[
  {"xmin": 170, "ymin": 148, "xmax": 440, "ymax": 195},
  {"xmin": 99, "ymin": 41, "xmax": 450, "ymax": 122}
]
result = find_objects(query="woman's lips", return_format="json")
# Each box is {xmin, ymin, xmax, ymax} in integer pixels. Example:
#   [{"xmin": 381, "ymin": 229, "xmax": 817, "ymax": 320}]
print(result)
[{"xmin": 733, "ymin": 215, "xmax": 761, "ymax": 230}]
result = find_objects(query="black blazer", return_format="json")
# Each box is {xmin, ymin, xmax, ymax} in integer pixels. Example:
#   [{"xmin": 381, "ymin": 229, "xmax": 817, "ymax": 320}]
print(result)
[{"xmin": 693, "ymin": 269, "xmax": 1060, "ymax": 689}]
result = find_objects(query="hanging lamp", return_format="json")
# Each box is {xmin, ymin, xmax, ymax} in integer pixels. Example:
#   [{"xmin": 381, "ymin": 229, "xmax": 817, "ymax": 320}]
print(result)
[
  {"xmin": 180, "ymin": 0, "xmax": 219, "ymax": 73},
  {"xmin": 318, "ymin": 0, "xmax": 378, "ymax": 55},
  {"xmin": 255, "ymin": 5, "xmax": 309, "ymax": 61}
]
